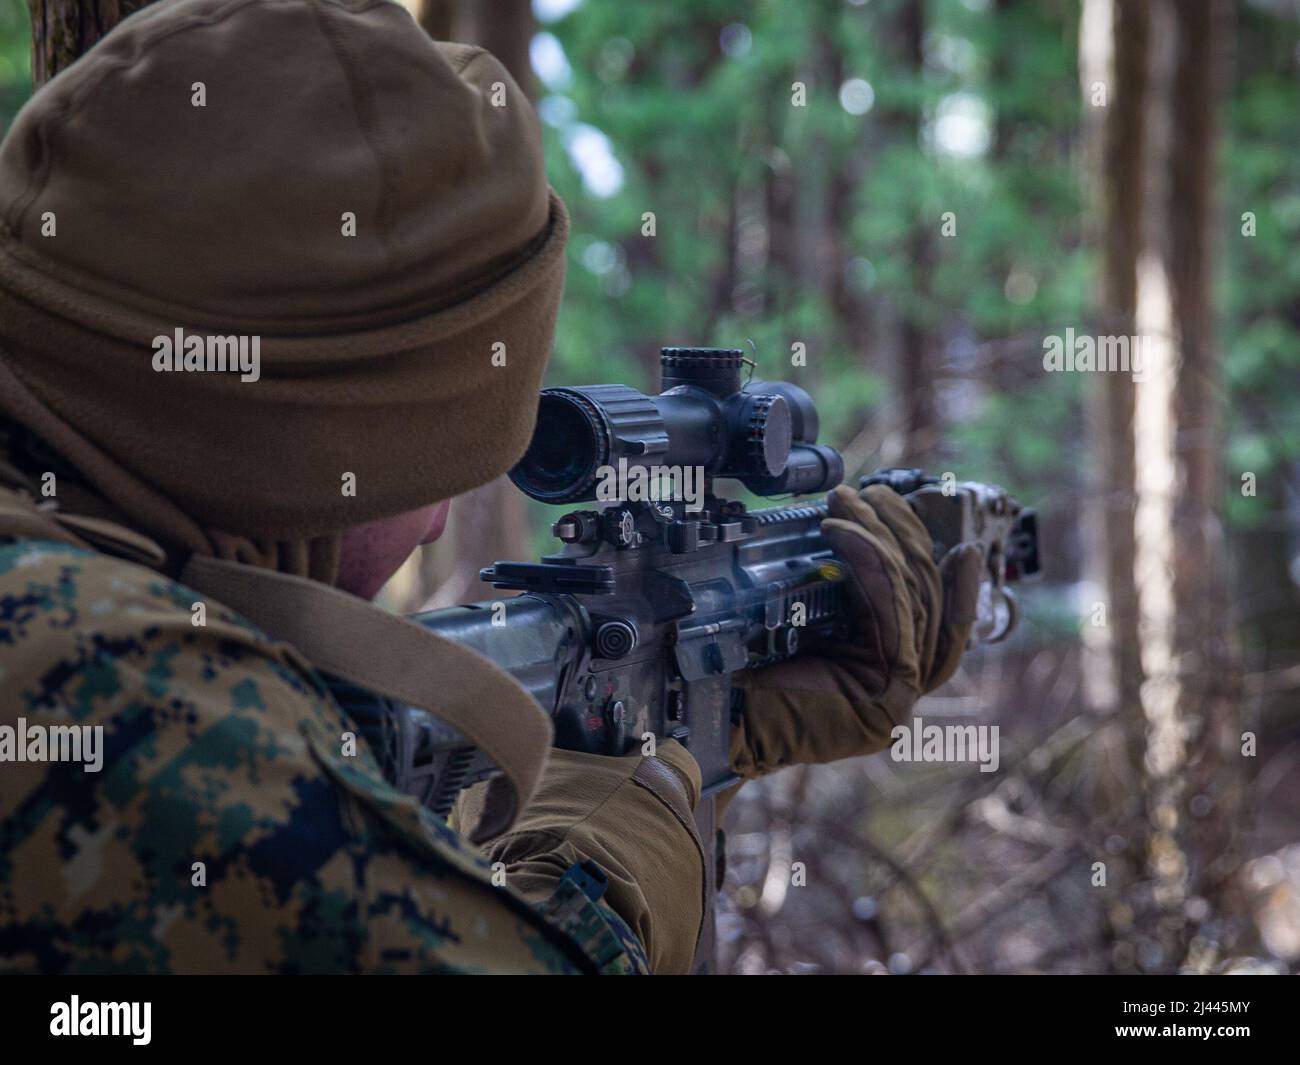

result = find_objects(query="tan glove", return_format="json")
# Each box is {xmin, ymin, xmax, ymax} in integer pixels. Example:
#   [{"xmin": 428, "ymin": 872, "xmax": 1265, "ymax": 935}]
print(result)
[
  {"xmin": 452, "ymin": 738, "xmax": 707, "ymax": 974},
  {"xmin": 729, "ymin": 482, "xmax": 983, "ymax": 780}
]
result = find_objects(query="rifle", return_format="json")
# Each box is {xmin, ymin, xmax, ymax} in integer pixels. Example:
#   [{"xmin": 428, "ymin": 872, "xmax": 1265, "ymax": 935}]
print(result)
[{"xmin": 330, "ymin": 347, "xmax": 1039, "ymax": 972}]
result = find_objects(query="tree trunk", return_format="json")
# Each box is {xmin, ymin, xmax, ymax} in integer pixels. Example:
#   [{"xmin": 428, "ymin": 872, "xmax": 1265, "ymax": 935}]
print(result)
[
  {"xmin": 1163, "ymin": 0, "xmax": 1242, "ymax": 966},
  {"xmin": 28, "ymin": 0, "xmax": 155, "ymax": 86},
  {"xmin": 1081, "ymin": 0, "xmax": 1148, "ymax": 769},
  {"xmin": 889, "ymin": 0, "xmax": 937, "ymax": 466},
  {"xmin": 409, "ymin": 0, "xmax": 538, "ymax": 611},
  {"xmin": 1079, "ymin": 0, "xmax": 1151, "ymax": 971},
  {"xmin": 1125, "ymin": 0, "xmax": 1240, "ymax": 971}
]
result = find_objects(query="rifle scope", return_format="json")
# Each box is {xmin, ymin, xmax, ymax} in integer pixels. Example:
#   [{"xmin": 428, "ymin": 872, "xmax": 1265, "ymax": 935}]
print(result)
[{"xmin": 510, "ymin": 347, "xmax": 845, "ymax": 503}]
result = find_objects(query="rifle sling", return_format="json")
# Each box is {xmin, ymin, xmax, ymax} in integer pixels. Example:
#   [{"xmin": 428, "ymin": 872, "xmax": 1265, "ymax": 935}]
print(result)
[
  {"xmin": 0, "ymin": 484, "xmax": 547, "ymax": 844},
  {"xmin": 178, "ymin": 555, "xmax": 552, "ymax": 844}
]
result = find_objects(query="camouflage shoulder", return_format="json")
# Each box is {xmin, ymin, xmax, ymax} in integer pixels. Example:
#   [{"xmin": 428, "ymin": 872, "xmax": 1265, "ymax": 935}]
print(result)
[{"xmin": 0, "ymin": 540, "xmax": 639, "ymax": 974}]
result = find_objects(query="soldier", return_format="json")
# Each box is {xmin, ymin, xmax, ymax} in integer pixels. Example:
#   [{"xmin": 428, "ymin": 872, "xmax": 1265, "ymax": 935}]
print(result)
[{"xmin": 0, "ymin": 0, "xmax": 980, "ymax": 974}]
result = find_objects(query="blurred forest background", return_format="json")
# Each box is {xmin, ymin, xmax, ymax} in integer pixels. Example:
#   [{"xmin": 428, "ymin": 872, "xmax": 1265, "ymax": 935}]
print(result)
[{"xmin": 6, "ymin": 0, "xmax": 1298, "ymax": 973}]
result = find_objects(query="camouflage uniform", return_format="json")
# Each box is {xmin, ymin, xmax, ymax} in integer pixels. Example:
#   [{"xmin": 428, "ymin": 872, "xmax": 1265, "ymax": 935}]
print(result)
[
  {"xmin": 0, "ymin": 0, "xmax": 718, "ymax": 975},
  {"xmin": 0, "ymin": 535, "xmax": 649, "ymax": 974}
]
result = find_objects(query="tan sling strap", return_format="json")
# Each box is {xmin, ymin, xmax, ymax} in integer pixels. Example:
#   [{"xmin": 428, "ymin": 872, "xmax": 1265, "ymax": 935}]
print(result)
[
  {"xmin": 178, "ymin": 553, "xmax": 552, "ymax": 843},
  {"xmin": 0, "ymin": 482, "xmax": 550, "ymax": 843}
]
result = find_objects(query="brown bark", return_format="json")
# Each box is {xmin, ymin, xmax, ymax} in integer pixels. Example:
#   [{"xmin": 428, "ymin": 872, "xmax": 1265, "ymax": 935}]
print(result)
[
  {"xmin": 1116, "ymin": 0, "xmax": 1240, "ymax": 971},
  {"xmin": 1165, "ymin": 0, "xmax": 1242, "ymax": 959},
  {"xmin": 28, "ymin": 0, "xmax": 155, "ymax": 86},
  {"xmin": 1087, "ymin": 0, "xmax": 1148, "ymax": 747},
  {"xmin": 900, "ymin": 0, "xmax": 936, "ymax": 465},
  {"xmin": 881, "ymin": 0, "xmax": 936, "ymax": 466},
  {"xmin": 1078, "ymin": 0, "xmax": 1151, "ymax": 971}
]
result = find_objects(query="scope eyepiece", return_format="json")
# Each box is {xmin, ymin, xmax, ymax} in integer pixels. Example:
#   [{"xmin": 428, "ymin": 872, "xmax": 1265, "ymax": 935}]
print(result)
[{"xmin": 509, "ymin": 347, "xmax": 844, "ymax": 504}]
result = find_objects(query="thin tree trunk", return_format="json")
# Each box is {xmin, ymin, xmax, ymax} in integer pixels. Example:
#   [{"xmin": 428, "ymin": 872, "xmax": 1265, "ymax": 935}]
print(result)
[
  {"xmin": 1080, "ymin": 0, "xmax": 1151, "ymax": 971},
  {"xmin": 1164, "ymin": 0, "xmax": 1242, "ymax": 965},
  {"xmin": 411, "ymin": 0, "xmax": 538, "ymax": 610},
  {"xmin": 890, "ymin": 0, "xmax": 937, "ymax": 465},
  {"xmin": 1082, "ymin": 0, "xmax": 1148, "ymax": 753}
]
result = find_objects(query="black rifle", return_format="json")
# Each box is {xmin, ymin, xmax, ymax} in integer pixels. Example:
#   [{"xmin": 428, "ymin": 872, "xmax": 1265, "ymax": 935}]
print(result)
[{"xmin": 331, "ymin": 347, "xmax": 1039, "ymax": 971}]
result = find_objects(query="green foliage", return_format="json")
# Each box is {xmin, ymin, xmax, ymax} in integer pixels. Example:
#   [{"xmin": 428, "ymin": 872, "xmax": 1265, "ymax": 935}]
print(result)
[
  {"xmin": 1220, "ymin": 4, "xmax": 1300, "ymax": 531},
  {"xmin": 540, "ymin": 0, "xmax": 1093, "ymax": 549},
  {"xmin": 539, "ymin": 0, "xmax": 1299, "ymax": 582},
  {"xmin": 0, "ymin": 0, "xmax": 30, "ymax": 130},
  {"xmin": 0, "ymin": 0, "xmax": 1295, "ymax": 572}
]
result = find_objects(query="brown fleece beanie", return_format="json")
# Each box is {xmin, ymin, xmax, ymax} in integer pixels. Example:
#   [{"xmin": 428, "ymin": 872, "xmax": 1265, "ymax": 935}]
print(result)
[{"xmin": 0, "ymin": 0, "xmax": 568, "ymax": 580}]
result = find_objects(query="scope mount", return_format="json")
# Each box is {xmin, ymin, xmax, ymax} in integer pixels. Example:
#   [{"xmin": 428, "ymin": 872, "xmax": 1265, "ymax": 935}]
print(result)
[{"xmin": 478, "ymin": 495, "xmax": 762, "ymax": 596}]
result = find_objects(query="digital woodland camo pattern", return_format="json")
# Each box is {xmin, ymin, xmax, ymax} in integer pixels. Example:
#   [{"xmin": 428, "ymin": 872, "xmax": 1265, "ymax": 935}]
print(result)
[{"xmin": 0, "ymin": 538, "xmax": 648, "ymax": 974}]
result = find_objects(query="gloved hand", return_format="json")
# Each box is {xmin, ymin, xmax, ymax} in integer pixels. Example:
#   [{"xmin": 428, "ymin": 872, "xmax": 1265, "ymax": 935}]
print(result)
[
  {"xmin": 452, "ymin": 738, "xmax": 707, "ymax": 974},
  {"xmin": 729, "ymin": 482, "xmax": 983, "ymax": 780}
]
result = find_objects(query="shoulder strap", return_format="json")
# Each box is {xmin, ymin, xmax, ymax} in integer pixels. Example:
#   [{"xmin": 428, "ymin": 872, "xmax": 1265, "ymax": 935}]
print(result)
[
  {"xmin": 0, "ymin": 484, "xmax": 547, "ymax": 843},
  {"xmin": 179, "ymin": 554, "xmax": 551, "ymax": 843}
]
